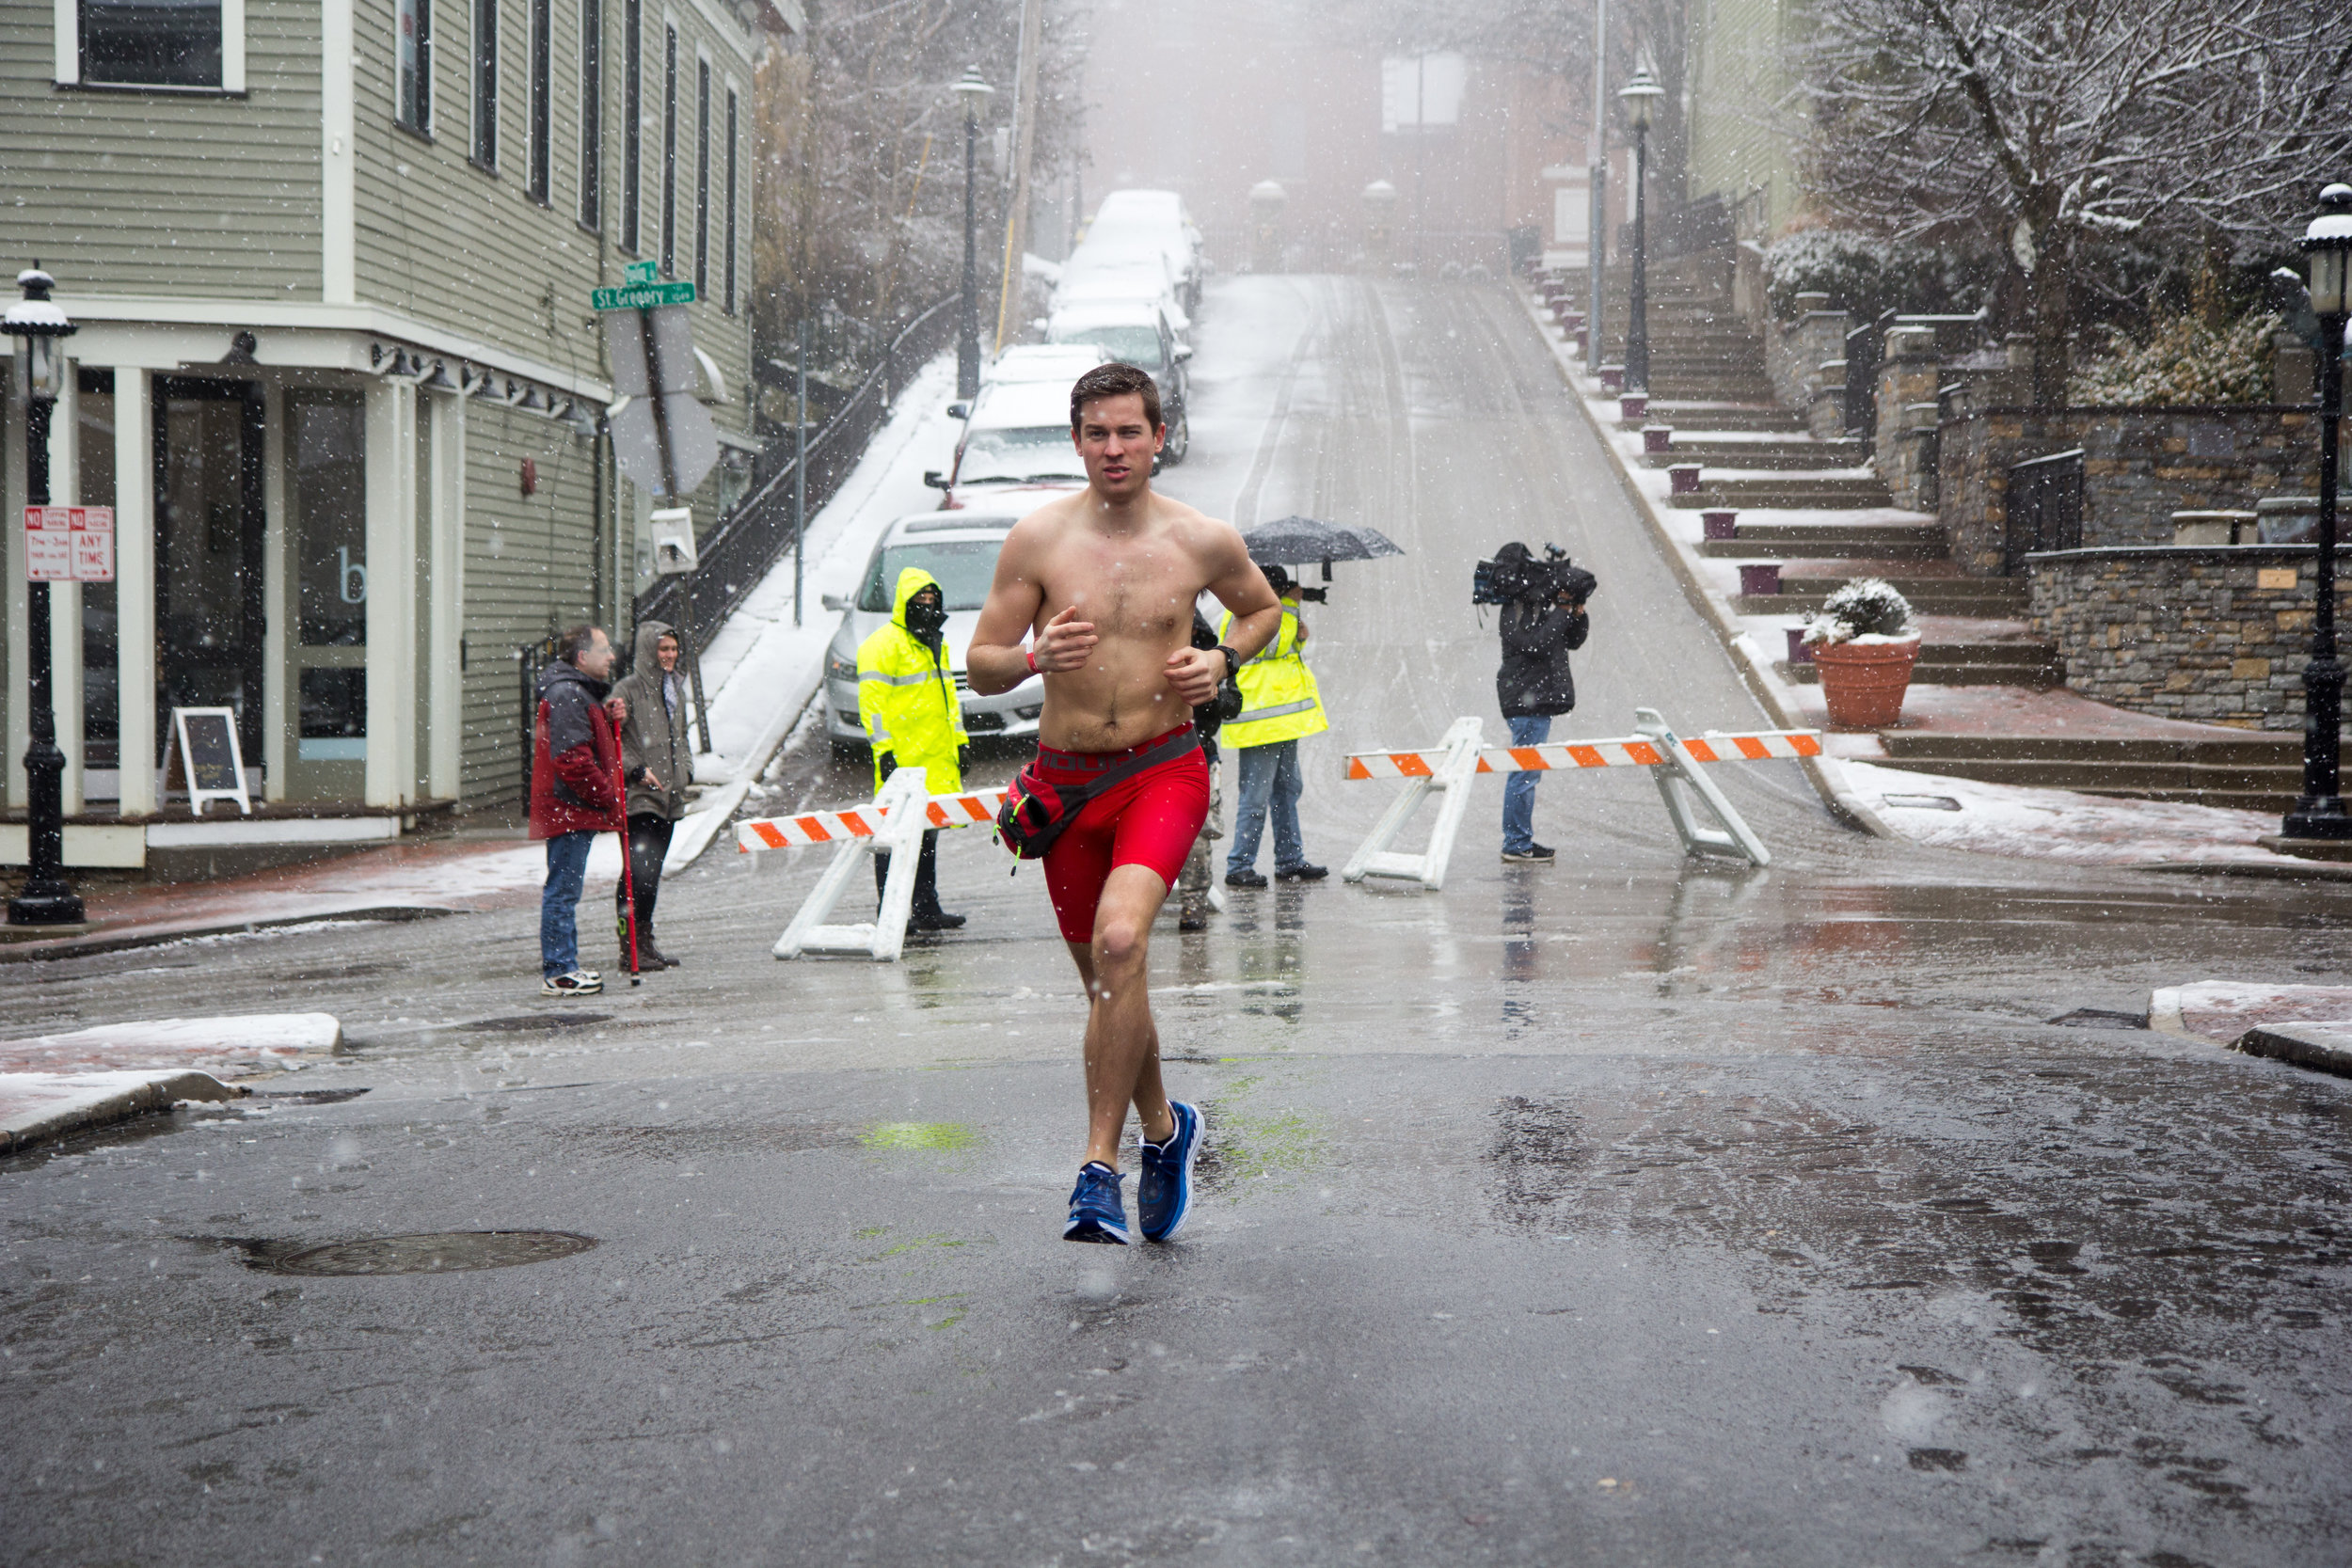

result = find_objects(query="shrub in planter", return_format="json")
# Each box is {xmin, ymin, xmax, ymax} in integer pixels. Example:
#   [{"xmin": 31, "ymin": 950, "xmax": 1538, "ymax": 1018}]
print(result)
[{"xmin": 1803, "ymin": 578, "xmax": 1921, "ymax": 729}]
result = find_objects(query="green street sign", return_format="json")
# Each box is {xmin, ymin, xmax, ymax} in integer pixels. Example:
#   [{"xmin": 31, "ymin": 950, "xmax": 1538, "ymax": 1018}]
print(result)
[
  {"xmin": 625, "ymin": 260, "xmax": 658, "ymax": 284},
  {"xmin": 593, "ymin": 279, "xmax": 696, "ymax": 310}
]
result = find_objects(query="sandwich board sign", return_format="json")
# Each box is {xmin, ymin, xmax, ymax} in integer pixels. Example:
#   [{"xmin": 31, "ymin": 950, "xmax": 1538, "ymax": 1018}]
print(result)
[
  {"xmin": 22, "ymin": 506, "xmax": 115, "ymax": 582},
  {"xmin": 163, "ymin": 707, "xmax": 253, "ymax": 816}
]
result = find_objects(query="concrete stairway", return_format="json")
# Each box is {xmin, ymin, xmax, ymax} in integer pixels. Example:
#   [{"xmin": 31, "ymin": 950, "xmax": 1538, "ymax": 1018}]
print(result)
[
  {"xmin": 1871, "ymin": 733, "xmax": 2306, "ymax": 812},
  {"xmin": 1643, "ymin": 437, "xmax": 1867, "ymax": 471}
]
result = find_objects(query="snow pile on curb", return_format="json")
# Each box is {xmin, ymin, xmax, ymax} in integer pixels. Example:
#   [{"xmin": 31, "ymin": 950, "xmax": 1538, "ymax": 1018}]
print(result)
[
  {"xmin": 2148, "ymin": 982, "xmax": 2352, "ymax": 1042},
  {"xmin": 1842, "ymin": 760, "xmax": 2306, "ymax": 867},
  {"xmin": 0, "ymin": 1070, "xmax": 244, "ymax": 1154},
  {"xmin": 0, "ymin": 1013, "xmax": 342, "ymax": 1075}
]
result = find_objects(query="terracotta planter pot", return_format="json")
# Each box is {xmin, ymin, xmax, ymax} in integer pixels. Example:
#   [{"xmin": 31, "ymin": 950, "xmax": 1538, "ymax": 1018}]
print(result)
[{"xmin": 1810, "ymin": 637, "xmax": 1920, "ymax": 729}]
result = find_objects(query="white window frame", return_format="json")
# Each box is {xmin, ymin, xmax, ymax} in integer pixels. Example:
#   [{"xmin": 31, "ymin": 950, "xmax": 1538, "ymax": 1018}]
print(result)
[{"xmin": 56, "ymin": 0, "xmax": 246, "ymax": 91}]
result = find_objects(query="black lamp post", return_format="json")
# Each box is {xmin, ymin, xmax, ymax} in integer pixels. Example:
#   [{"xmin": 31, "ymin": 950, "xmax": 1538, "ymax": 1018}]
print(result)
[
  {"xmin": 2284, "ymin": 183, "xmax": 2352, "ymax": 843},
  {"xmin": 953, "ymin": 67, "xmax": 994, "ymax": 403},
  {"xmin": 7, "ymin": 266, "xmax": 86, "ymax": 927},
  {"xmin": 1618, "ymin": 66, "xmax": 1664, "ymax": 395}
]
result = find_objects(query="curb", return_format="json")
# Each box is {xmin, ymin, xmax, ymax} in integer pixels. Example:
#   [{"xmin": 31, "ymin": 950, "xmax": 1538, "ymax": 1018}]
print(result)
[
  {"xmin": 1509, "ymin": 280, "xmax": 1896, "ymax": 840},
  {"xmin": 2234, "ymin": 1023, "xmax": 2352, "ymax": 1079},
  {"xmin": 0, "ymin": 1069, "xmax": 246, "ymax": 1155},
  {"xmin": 0, "ymin": 904, "xmax": 453, "ymax": 966}
]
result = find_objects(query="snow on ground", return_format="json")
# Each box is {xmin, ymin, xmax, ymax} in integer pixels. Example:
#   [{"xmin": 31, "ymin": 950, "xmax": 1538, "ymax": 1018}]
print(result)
[
  {"xmin": 1842, "ymin": 758, "xmax": 2303, "ymax": 867},
  {"xmin": 0, "ymin": 1013, "xmax": 341, "ymax": 1075},
  {"xmin": 2150, "ymin": 982, "xmax": 2352, "ymax": 1042},
  {"xmin": 0, "ymin": 1069, "xmax": 241, "ymax": 1152}
]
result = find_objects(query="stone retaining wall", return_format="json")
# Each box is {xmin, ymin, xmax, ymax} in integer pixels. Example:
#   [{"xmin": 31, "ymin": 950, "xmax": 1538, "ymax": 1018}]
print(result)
[
  {"xmin": 1945, "ymin": 406, "xmax": 2319, "ymax": 577},
  {"xmin": 2028, "ymin": 546, "xmax": 2352, "ymax": 730},
  {"xmin": 1766, "ymin": 298, "xmax": 1850, "ymax": 435}
]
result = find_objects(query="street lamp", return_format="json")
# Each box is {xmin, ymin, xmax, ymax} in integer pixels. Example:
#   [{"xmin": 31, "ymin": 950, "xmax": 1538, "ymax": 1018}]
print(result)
[
  {"xmin": 2284, "ymin": 182, "xmax": 2352, "ymax": 843},
  {"xmin": 953, "ymin": 67, "xmax": 994, "ymax": 402},
  {"xmin": 6, "ymin": 266, "xmax": 86, "ymax": 927},
  {"xmin": 1618, "ymin": 65, "xmax": 1665, "ymax": 395}
]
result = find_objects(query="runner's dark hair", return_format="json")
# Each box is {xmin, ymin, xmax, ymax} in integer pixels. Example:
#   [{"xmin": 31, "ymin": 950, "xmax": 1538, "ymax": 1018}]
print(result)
[
  {"xmin": 1070, "ymin": 361, "xmax": 1163, "ymax": 433},
  {"xmin": 558, "ymin": 624, "xmax": 606, "ymax": 663}
]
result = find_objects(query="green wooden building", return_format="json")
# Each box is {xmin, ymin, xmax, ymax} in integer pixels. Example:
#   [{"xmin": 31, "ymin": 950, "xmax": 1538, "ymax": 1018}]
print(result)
[{"xmin": 0, "ymin": 0, "xmax": 792, "ymax": 873}]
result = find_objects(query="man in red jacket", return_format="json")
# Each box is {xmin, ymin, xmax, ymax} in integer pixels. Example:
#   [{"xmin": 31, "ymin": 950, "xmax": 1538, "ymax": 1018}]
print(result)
[{"xmin": 531, "ymin": 625, "xmax": 628, "ymax": 995}]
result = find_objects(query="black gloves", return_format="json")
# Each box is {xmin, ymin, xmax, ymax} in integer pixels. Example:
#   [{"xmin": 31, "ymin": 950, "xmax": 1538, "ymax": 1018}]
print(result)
[
  {"xmin": 958, "ymin": 744, "xmax": 971, "ymax": 771},
  {"xmin": 877, "ymin": 752, "xmax": 897, "ymax": 780}
]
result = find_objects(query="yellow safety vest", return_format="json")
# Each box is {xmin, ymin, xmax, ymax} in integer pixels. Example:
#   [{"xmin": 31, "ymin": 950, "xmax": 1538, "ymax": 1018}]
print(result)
[
  {"xmin": 857, "ymin": 566, "xmax": 967, "ymax": 794},
  {"xmin": 1218, "ymin": 600, "xmax": 1327, "ymax": 749}
]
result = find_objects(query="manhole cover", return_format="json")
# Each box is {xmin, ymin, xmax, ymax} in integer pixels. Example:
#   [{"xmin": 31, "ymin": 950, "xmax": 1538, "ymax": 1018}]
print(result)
[
  {"xmin": 2047, "ymin": 1008, "xmax": 2148, "ymax": 1031},
  {"xmin": 264, "ymin": 1230, "xmax": 597, "ymax": 1275}
]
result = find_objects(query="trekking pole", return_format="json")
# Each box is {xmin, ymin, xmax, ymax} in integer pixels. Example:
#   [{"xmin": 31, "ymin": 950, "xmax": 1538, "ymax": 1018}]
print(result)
[{"xmin": 620, "ymin": 826, "xmax": 643, "ymax": 986}]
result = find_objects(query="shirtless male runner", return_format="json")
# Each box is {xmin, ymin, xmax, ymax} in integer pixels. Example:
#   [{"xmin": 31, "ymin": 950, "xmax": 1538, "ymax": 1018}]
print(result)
[{"xmin": 969, "ymin": 362, "xmax": 1282, "ymax": 1244}]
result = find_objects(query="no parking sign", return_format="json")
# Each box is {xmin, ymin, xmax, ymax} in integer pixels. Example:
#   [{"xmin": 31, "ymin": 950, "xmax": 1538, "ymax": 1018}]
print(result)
[{"xmin": 21, "ymin": 506, "xmax": 113, "ymax": 582}]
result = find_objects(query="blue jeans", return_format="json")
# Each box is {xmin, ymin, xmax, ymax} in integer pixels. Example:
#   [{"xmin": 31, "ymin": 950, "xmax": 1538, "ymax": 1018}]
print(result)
[
  {"xmin": 1227, "ymin": 738, "xmax": 1305, "ymax": 875},
  {"xmin": 1501, "ymin": 715, "xmax": 1551, "ymax": 853},
  {"xmin": 541, "ymin": 831, "xmax": 596, "ymax": 977}
]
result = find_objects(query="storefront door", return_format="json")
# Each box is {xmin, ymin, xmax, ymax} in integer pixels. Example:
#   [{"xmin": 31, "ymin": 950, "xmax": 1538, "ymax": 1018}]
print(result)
[{"xmin": 152, "ymin": 378, "xmax": 265, "ymax": 784}]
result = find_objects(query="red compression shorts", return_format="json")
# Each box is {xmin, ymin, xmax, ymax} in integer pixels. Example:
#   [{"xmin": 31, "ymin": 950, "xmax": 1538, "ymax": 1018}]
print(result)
[{"xmin": 1038, "ymin": 726, "xmax": 1211, "ymax": 944}]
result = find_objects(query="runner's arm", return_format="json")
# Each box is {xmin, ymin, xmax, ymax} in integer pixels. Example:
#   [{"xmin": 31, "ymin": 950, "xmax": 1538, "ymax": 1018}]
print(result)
[
  {"xmin": 1166, "ymin": 531, "xmax": 1282, "ymax": 705},
  {"xmin": 968, "ymin": 524, "xmax": 1089, "ymax": 695}
]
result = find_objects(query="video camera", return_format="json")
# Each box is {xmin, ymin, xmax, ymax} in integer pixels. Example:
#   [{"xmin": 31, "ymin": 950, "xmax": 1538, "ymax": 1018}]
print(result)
[{"xmin": 1472, "ymin": 544, "xmax": 1597, "ymax": 607}]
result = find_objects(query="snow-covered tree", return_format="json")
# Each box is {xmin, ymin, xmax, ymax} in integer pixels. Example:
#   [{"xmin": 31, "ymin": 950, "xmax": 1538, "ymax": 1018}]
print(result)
[{"xmin": 1799, "ymin": 0, "xmax": 2352, "ymax": 405}]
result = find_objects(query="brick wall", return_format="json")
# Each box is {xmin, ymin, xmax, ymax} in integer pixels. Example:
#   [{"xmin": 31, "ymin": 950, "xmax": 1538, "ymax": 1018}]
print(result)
[
  {"xmin": 1943, "ymin": 406, "xmax": 2320, "ymax": 578},
  {"xmin": 2028, "ymin": 546, "xmax": 2352, "ymax": 731}
]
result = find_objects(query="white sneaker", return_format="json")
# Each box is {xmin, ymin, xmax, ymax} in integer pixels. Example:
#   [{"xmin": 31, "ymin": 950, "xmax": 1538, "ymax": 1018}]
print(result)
[{"xmin": 542, "ymin": 970, "xmax": 603, "ymax": 997}]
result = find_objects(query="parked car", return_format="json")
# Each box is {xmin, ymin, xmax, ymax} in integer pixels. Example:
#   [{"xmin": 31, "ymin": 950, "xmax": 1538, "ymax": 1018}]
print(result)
[
  {"xmin": 926, "ymin": 379, "xmax": 1094, "ymax": 503},
  {"xmin": 820, "ymin": 502, "xmax": 1055, "ymax": 755},
  {"xmin": 1042, "ymin": 302, "xmax": 1192, "ymax": 464},
  {"xmin": 982, "ymin": 342, "xmax": 1110, "ymax": 388},
  {"xmin": 1083, "ymin": 188, "xmax": 1204, "ymax": 310},
  {"xmin": 1056, "ymin": 253, "xmax": 1193, "ymax": 340}
]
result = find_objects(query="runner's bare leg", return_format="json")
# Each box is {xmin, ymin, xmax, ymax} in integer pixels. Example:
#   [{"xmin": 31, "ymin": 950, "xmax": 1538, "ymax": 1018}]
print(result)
[{"xmin": 1066, "ymin": 863, "xmax": 1180, "ymax": 1167}]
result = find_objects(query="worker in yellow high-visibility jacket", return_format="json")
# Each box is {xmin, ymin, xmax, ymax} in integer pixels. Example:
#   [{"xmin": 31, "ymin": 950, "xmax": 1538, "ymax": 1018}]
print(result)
[
  {"xmin": 858, "ymin": 566, "xmax": 969, "ymax": 931},
  {"xmin": 1217, "ymin": 563, "xmax": 1328, "ymax": 887}
]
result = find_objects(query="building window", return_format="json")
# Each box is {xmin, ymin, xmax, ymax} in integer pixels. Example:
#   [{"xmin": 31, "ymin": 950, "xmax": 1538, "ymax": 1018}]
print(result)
[
  {"xmin": 577, "ymin": 0, "xmax": 600, "ymax": 228},
  {"xmin": 619, "ymin": 0, "xmax": 640, "ymax": 251},
  {"xmin": 660, "ymin": 24, "xmax": 677, "ymax": 277},
  {"xmin": 396, "ymin": 0, "xmax": 431, "ymax": 132},
  {"xmin": 723, "ymin": 87, "xmax": 738, "ymax": 314},
  {"xmin": 471, "ymin": 0, "xmax": 498, "ymax": 168},
  {"xmin": 79, "ymin": 0, "xmax": 224, "ymax": 88},
  {"xmin": 693, "ymin": 56, "xmax": 710, "ymax": 296},
  {"xmin": 525, "ymin": 0, "xmax": 550, "ymax": 201}
]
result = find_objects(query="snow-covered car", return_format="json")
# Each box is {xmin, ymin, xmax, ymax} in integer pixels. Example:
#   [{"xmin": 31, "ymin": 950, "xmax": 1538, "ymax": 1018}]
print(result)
[
  {"xmin": 1043, "ymin": 301, "xmax": 1191, "ymax": 463},
  {"xmin": 1055, "ymin": 255, "xmax": 1192, "ymax": 340},
  {"xmin": 982, "ymin": 342, "xmax": 1109, "ymax": 388},
  {"xmin": 819, "ymin": 502, "xmax": 1055, "ymax": 754},
  {"xmin": 1082, "ymin": 188, "xmax": 1204, "ymax": 310},
  {"xmin": 925, "ymin": 379, "xmax": 1094, "ymax": 503}
]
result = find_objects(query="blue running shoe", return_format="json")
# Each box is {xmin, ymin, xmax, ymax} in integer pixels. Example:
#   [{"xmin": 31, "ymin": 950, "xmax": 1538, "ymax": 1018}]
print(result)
[
  {"xmin": 1136, "ymin": 1101, "xmax": 1203, "ymax": 1243},
  {"xmin": 1062, "ymin": 1162, "xmax": 1132, "ymax": 1244}
]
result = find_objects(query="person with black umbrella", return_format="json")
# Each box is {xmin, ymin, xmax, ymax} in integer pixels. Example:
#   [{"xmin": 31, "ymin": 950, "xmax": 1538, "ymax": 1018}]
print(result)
[{"xmin": 1218, "ymin": 562, "xmax": 1329, "ymax": 886}]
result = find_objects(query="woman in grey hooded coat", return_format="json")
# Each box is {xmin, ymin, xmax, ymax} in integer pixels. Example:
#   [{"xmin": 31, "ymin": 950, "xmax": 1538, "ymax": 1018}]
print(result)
[{"xmin": 612, "ymin": 621, "xmax": 691, "ymax": 966}]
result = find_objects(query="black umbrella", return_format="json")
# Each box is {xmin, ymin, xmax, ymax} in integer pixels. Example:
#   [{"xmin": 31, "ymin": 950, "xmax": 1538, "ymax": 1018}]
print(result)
[{"xmin": 1242, "ymin": 515, "xmax": 1405, "ymax": 569}]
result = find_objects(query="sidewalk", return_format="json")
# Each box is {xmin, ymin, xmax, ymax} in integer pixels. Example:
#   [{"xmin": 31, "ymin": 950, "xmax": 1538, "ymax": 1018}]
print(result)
[
  {"xmin": 2150, "ymin": 981, "xmax": 2352, "ymax": 1079},
  {"xmin": 1516, "ymin": 281, "xmax": 2336, "ymax": 877}
]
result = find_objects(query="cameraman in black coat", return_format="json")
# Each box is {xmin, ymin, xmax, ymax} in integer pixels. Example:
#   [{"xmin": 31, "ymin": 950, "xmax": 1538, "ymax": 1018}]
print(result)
[{"xmin": 1494, "ymin": 543, "xmax": 1590, "ymax": 864}]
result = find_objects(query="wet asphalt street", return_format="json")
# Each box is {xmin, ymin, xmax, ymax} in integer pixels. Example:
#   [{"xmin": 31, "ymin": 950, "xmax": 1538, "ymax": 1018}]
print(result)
[{"xmin": 6, "ymin": 278, "xmax": 2349, "ymax": 1567}]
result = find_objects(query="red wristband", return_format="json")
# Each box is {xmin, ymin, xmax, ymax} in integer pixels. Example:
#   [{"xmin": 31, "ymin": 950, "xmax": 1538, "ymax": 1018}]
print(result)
[{"xmin": 1025, "ymin": 646, "xmax": 1039, "ymax": 675}]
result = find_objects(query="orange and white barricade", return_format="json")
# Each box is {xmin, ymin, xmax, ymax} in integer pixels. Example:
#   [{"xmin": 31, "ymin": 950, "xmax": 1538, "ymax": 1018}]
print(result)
[
  {"xmin": 735, "ymin": 768, "xmax": 1008, "ymax": 959},
  {"xmin": 1342, "ymin": 706, "xmax": 1820, "ymax": 887}
]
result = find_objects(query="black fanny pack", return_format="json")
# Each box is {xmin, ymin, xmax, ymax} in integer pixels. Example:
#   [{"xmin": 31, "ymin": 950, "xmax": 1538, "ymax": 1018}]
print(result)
[{"xmin": 996, "ymin": 726, "xmax": 1200, "ymax": 861}]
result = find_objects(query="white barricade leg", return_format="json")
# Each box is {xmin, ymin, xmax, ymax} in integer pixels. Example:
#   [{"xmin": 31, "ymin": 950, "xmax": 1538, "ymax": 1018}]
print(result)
[
  {"xmin": 772, "ymin": 768, "xmax": 933, "ymax": 959},
  {"xmin": 868, "ymin": 768, "xmax": 930, "ymax": 960},
  {"xmin": 1633, "ymin": 708, "xmax": 1772, "ymax": 868},
  {"xmin": 1342, "ymin": 717, "xmax": 1485, "ymax": 890},
  {"xmin": 772, "ymin": 838, "xmax": 868, "ymax": 958}
]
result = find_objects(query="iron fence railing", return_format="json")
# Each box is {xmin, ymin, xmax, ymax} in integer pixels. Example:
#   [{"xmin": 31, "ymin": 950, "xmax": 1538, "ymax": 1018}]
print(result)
[
  {"xmin": 2005, "ymin": 448, "xmax": 2087, "ymax": 574},
  {"xmin": 633, "ymin": 293, "xmax": 958, "ymax": 644}
]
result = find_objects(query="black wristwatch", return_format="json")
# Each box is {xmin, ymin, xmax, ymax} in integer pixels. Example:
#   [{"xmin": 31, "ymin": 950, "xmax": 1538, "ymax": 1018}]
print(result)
[{"xmin": 1216, "ymin": 643, "xmax": 1240, "ymax": 678}]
